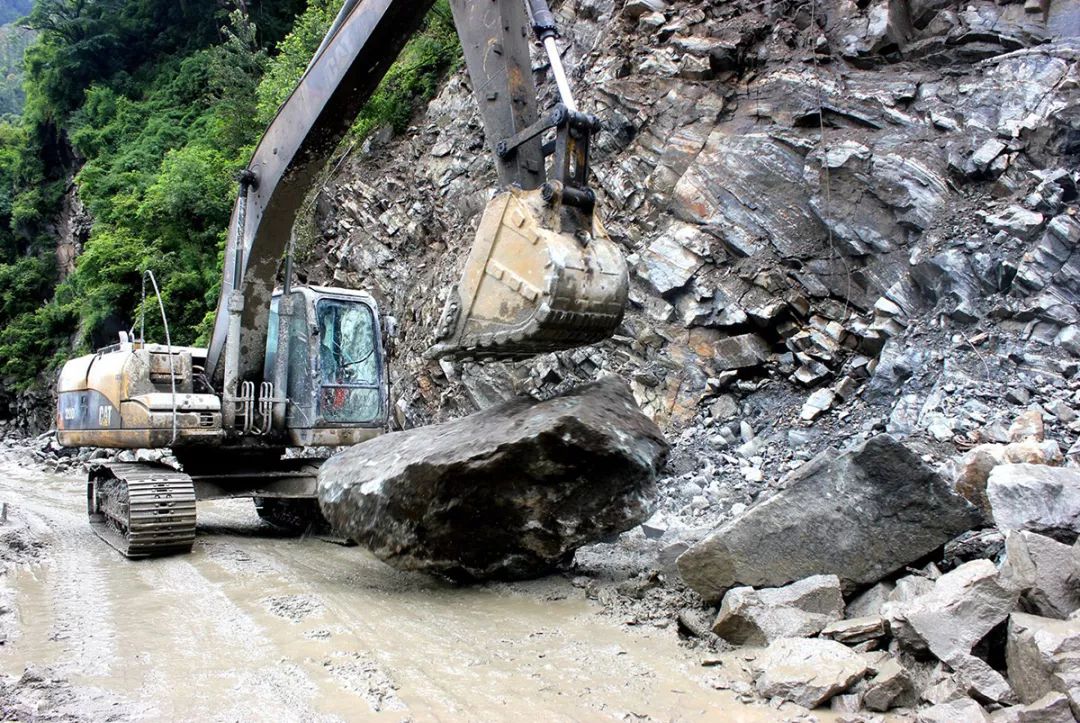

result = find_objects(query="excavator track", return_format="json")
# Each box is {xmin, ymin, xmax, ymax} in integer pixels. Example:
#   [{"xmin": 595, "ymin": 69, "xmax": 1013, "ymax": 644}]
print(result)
[{"xmin": 87, "ymin": 463, "xmax": 197, "ymax": 558}]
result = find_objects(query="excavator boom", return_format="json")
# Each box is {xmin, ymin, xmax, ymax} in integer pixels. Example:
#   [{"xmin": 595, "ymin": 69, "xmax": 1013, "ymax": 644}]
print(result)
[
  {"xmin": 206, "ymin": 0, "xmax": 627, "ymax": 383},
  {"xmin": 206, "ymin": 0, "xmax": 434, "ymax": 386}
]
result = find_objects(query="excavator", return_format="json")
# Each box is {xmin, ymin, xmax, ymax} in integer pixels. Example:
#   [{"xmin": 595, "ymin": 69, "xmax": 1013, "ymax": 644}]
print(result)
[{"xmin": 53, "ymin": 0, "xmax": 629, "ymax": 558}]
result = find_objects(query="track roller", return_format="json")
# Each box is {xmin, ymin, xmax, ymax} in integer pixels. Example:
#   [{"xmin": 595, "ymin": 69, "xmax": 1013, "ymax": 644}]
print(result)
[{"xmin": 87, "ymin": 463, "xmax": 197, "ymax": 558}]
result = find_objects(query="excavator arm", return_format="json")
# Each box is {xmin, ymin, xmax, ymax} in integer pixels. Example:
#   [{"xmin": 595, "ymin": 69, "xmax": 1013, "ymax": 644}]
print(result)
[
  {"xmin": 206, "ymin": 0, "xmax": 434, "ymax": 387},
  {"xmin": 206, "ymin": 0, "xmax": 628, "ymax": 392}
]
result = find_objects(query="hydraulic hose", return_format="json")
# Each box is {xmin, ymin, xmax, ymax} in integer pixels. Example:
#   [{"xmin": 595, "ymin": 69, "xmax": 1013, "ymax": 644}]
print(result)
[{"xmin": 524, "ymin": 0, "xmax": 577, "ymax": 112}]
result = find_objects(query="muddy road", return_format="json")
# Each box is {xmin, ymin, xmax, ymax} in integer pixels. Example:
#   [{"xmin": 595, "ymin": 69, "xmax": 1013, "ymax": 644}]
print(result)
[{"xmin": 0, "ymin": 457, "xmax": 806, "ymax": 722}]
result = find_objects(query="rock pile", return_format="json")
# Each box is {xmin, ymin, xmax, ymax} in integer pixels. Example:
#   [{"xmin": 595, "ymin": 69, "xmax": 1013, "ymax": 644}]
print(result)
[
  {"xmin": 318, "ymin": 378, "xmax": 668, "ymax": 581},
  {"xmin": 677, "ymin": 429, "xmax": 1080, "ymax": 718},
  {"xmin": 0, "ymin": 430, "xmax": 173, "ymax": 476},
  {"xmin": 296, "ymin": 0, "xmax": 1080, "ymax": 597},
  {"xmin": 677, "ymin": 435, "xmax": 984, "ymax": 599},
  {"xmin": 294, "ymin": 0, "xmax": 1077, "ymax": 716}
]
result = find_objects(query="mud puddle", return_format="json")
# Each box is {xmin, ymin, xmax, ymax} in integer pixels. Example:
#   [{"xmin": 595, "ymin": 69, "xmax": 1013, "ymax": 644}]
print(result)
[{"xmin": 0, "ymin": 458, "xmax": 824, "ymax": 721}]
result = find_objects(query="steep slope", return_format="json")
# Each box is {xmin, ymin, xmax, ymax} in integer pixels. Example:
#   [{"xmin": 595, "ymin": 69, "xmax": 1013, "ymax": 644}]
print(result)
[{"xmin": 306, "ymin": 0, "xmax": 1078, "ymax": 536}]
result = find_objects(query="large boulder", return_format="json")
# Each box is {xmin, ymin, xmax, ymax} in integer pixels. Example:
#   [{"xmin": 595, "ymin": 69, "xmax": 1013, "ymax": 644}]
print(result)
[
  {"xmin": 318, "ymin": 378, "xmax": 669, "ymax": 581},
  {"xmin": 711, "ymin": 574, "xmax": 844, "ymax": 645},
  {"xmin": 1006, "ymin": 613, "xmax": 1080, "ymax": 716},
  {"xmin": 752, "ymin": 637, "xmax": 868, "ymax": 708},
  {"xmin": 988, "ymin": 465, "xmax": 1080, "ymax": 543},
  {"xmin": 885, "ymin": 560, "xmax": 1020, "ymax": 661},
  {"xmin": 677, "ymin": 435, "xmax": 983, "ymax": 600}
]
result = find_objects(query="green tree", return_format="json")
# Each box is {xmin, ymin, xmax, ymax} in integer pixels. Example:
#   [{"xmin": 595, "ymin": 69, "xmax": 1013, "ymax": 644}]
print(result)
[{"xmin": 0, "ymin": 0, "xmax": 461, "ymax": 391}]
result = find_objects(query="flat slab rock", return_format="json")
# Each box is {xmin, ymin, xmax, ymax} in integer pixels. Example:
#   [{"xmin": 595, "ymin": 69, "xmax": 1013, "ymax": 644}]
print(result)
[
  {"xmin": 318, "ymin": 378, "xmax": 669, "ymax": 581},
  {"xmin": 677, "ymin": 434, "xmax": 983, "ymax": 600}
]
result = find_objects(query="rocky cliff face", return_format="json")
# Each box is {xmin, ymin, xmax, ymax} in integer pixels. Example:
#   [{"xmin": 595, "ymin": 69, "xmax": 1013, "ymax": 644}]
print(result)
[
  {"xmin": 306, "ymin": 0, "xmax": 1078, "ymax": 541},
  {"xmin": 54, "ymin": 181, "xmax": 91, "ymax": 281}
]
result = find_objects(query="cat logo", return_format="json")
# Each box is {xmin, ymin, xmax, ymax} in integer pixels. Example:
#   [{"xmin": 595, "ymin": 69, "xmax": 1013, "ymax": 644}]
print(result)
[{"xmin": 98, "ymin": 406, "xmax": 112, "ymax": 428}]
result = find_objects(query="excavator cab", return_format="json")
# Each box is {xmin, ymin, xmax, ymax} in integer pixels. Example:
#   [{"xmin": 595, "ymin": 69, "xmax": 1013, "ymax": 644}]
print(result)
[{"xmin": 264, "ymin": 286, "xmax": 387, "ymax": 446}]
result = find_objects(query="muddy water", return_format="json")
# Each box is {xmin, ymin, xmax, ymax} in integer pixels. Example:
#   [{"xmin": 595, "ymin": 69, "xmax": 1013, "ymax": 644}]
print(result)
[{"xmin": 0, "ymin": 459, "xmax": 804, "ymax": 722}]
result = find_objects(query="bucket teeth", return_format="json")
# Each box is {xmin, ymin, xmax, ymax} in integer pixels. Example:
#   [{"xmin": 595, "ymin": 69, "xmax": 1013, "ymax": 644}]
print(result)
[{"xmin": 429, "ymin": 188, "xmax": 628, "ymax": 361}]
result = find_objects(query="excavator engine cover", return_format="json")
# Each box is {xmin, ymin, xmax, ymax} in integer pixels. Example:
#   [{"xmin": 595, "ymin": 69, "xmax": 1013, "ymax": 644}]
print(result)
[{"xmin": 430, "ymin": 188, "xmax": 628, "ymax": 360}]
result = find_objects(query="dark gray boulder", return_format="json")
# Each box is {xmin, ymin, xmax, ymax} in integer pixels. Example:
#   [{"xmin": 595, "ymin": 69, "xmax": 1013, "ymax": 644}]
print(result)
[
  {"xmin": 318, "ymin": 378, "xmax": 668, "ymax": 581},
  {"xmin": 677, "ymin": 435, "xmax": 984, "ymax": 601}
]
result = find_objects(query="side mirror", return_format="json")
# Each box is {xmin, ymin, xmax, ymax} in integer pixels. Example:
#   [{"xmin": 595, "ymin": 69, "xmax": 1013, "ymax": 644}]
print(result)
[{"xmin": 383, "ymin": 315, "xmax": 398, "ymax": 357}]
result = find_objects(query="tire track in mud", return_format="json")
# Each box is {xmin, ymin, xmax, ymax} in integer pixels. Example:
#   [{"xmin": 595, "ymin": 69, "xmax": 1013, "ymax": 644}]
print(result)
[
  {"xmin": 252, "ymin": 542, "xmax": 730, "ymax": 721},
  {"xmin": 0, "ymin": 457, "xmax": 797, "ymax": 722},
  {"xmin": 0, "ymin": 460, "xmax": 120, "ymax": 678},
  {"xmin": 0, "ymin": 463, "xmax": 338, "ymax": 721}
]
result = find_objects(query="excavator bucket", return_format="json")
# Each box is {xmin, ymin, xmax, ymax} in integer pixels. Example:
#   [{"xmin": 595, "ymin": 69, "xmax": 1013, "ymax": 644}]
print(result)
[{"xmin": 429, "ymin": 188, "xmax": 628, "ymax": 361}]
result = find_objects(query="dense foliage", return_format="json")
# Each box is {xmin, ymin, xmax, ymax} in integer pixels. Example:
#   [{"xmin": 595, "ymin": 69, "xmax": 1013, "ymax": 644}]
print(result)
[
  {"xmin": 0, "ymin": 25, "xmax": 32, "ymax": 117},
  {"xmin": 0, "ymin": 0, "xmax": 459, "ymax": 392}
]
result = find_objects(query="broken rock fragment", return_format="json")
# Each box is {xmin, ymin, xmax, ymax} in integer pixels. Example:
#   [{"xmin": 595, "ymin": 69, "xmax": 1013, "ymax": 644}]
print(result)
[
  {"xmin": 863, "ymin": 657, "xmax": 913, "ymax": 712},
  {"xmin": 820, "ymin": 616, "xmax": 889, "ymax": 646},
  {"xmin": 946, "ymin": 652, "xmax": 1016, "ymax": 706},
  {"xmin": 753, "ymin": 637, "xmax": 868, "ymax": 709},
  {"xmin": 711, "ymin": 574, "xmax": 844, "ymax": 645},
  {"xmin": 1000, "ymin": 531, "xmax": 1080, "ymax": 619},
  {"xmin": 1006, "ymin": 613, "xmax": 1080, "ymax": 715},
  {"xmin": 954, "ymin": 441, "xmax": 1062, "ymax": 515},
  {"xmin": 318, "ymin": 378, "xmax": 668, "ymax": 581},
  {"xmin": 885, "ymin": 560, "xmax": 1020, "ymax": 661},
  {"xmin": 677, "ymin": 435, "xmax": 983, "ymax": 600},
  {"xmin": 917, "ymin": 697, "xmax": 991, "ymax": 723},
  {"xmin": 990, "ymin": 692, "xmax": 1075, "ymax": 723},
  {"xmin": 988, "ymin": 464, "xmax": 1080, "ymax": 543}
]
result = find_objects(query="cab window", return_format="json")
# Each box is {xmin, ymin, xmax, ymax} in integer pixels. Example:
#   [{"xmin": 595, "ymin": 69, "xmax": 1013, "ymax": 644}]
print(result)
[{"xmin": 316, "ymin": 300, "xmax": 382, "ymax": 424}]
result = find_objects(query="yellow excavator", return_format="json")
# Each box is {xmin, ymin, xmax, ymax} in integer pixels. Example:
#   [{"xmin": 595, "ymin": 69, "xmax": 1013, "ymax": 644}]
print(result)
[{"xmin": 54, "ymin": 0, "xmax": 628, "ymax": 557}]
